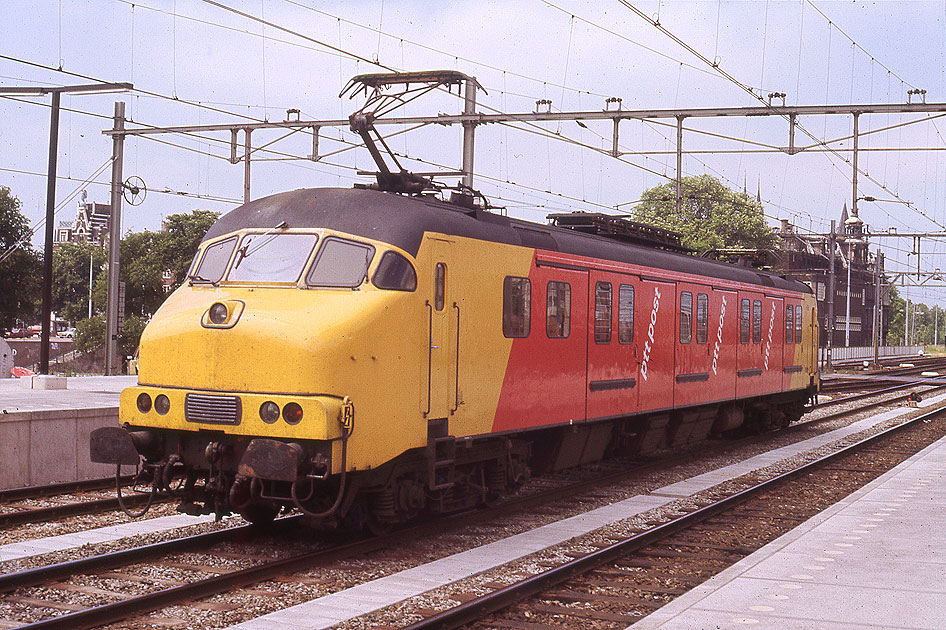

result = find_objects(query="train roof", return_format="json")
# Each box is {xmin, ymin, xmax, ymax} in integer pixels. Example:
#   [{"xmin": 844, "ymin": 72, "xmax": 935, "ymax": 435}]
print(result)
[{"xmin": 203, "ymin": 187, "xmax": 810, "ymax": 294}]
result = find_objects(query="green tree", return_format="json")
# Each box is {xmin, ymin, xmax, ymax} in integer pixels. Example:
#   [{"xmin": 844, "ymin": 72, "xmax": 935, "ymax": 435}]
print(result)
[
  {"xmin": 887, "ymin": 286, "xmax": 905, "ymax": 344},
  {"xmin": 0, "ymin": 186, "xmax": 41, "ymax": 330},
  {"xmin": 51, "ymin": 242, "xmax": 107, "ymax": 322},
  {"xmin": 116, "ymin": 209, "xmax": 219, "ymax": 318},
  {"xmin": 886, "ymin": 286, "xmax": 946, "ymax": 346},
  {"xmin": 121, "ymin": 230, "xmax": 166, "ymax": 317},
  {"xmin": 631, "ymin": 174, "xmax": 778, "ymax": 253},
  {"xmin": 74, "ymin": 315, "xmax": 105, "ymax": 355},
  {"xmin": 158, "ymin": 210, "xmax": 220, "ymax": 288},
  {"xmin": 118, "ymin": 314, "xmax": 148, "ymax": 358}
]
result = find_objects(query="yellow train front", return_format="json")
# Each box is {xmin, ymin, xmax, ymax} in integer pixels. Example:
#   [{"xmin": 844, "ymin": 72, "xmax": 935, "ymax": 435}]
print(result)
[
  {"xmin": 91, "ymin": 188, "xmax": 533, "ymax": 528},
  {"xmin": 91, "ymin": 186, "xmax": 819, "ymax": 529}
]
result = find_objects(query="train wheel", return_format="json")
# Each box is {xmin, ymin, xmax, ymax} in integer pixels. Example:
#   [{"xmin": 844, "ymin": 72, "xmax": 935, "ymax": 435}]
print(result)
[{"xmin": 239, "ymin": 502, "xmax": 279, "ymax": 526}]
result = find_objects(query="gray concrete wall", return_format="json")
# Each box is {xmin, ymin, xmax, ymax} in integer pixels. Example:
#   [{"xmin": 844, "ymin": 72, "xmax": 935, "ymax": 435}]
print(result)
[{"xmin": 0, "ymin": 407, "xmax": 118, "ymax": 490}]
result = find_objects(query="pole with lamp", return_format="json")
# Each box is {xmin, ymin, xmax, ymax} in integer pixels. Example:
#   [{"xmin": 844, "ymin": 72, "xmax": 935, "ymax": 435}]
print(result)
[{"xmin": 0, "ymin": 82, "xmax": 132, "ymax": 381}]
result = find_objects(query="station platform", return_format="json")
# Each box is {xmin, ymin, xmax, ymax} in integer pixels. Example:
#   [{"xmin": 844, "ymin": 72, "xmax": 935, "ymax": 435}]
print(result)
[
  {"xmin": 629, "ymin": 434, "xmax": 946, "ymax": 630},
  {"xmin": 0, "ymin": 375, "xmax": 135, "ymax": 413},
  {"xmin": 225, "ymin": 396, "xmax": 946, "ymax": 630},
  {"xmin": 0, "ymin": 376, "xmax": 135, "ymax": 489}
]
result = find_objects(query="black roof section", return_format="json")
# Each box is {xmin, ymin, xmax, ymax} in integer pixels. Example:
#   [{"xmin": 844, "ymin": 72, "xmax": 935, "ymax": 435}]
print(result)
[
  {"xmin": 547, "ymin": 212, "xmax": 689, "ymax": 253},
  {"xmin": 203, "ymin": 188, "xmax": 809, "ymax": 294}
]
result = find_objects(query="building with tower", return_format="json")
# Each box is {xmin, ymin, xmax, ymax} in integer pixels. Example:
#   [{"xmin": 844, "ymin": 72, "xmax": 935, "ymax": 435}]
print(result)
[{"xmin": 54, "ymin": 190, "xmax": 111, "ymax": 247}]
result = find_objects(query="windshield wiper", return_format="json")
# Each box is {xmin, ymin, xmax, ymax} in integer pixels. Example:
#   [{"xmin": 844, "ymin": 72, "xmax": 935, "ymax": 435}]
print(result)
[
  {"xmin": 187, "ymin": 272, "xmax": 218, "ymax": 286},
  {"xmin": 234, "ymin": 220, "xmax": 288, "ymax": 269}
]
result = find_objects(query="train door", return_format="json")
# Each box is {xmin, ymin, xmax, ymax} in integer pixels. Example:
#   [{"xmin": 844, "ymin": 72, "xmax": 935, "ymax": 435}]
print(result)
[
  {"xmin": 491, "ymin": 264, "xmax": 588, "ymax": 433},
  {"xmin": 586, "ymin": 273, "xmax": 639, "ymax": 419},
  {"xmin": 673, "ymin": 282, "xmax": 715, "ymax": 408},
  {"xmin": 709, "ymin": 288, "xmax": 738, "ymax": 402},
  {"xmin": 735, "ymin": 290, "xmax": 765, "ymax": 399},
  {"xmin": 782, "ymin": 300, "xmax": 800, "ymax": 390},
  {"xmin": 636, "ymin": 278, "xmax": 676, "ymax": 413},
  {"xmin": 759, "ymin": 296, "xmax": 784, "ymax": 393},
  {"xmin": 424, "ymin": 239, "xmax": 458, "ymax": 420}
]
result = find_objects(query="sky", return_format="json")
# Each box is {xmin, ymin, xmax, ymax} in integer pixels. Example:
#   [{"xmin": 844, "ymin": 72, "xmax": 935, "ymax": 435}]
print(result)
[{"xmin": 3, "ymin": 0, "xmax": 946, "ymax": 305}]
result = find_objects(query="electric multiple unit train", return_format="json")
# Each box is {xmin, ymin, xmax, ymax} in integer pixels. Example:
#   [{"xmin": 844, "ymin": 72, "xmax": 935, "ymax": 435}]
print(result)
[{"xmin": 91, "ymin": 187, "xmax": 819, "ymax": 530}]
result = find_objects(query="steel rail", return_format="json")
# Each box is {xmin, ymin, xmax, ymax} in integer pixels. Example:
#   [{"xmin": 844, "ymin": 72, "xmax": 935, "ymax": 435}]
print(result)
[
  {"xmin": 6, "ymin": 390, "xmax": 927, "ymax": 628},
  {"xmin": 0, "ymin": 477, "xmax": 132, "ymax": 503},
  {"xmin": 0, "ymin": 494, "xmax": 165, "ymax": 528},
  {"xmin": 2, "ymin": 452, "xmax": 715, "ymax": 629},
  {"xmin": 403, "ymin": 404, "xmax": 944, "ymax": 629},
  {"xmin": 803, "ymin": 383, "xmax": 946, "ymax": 425},
  {"xmin": 816, "ymin": 380, "xmax": 942, "ymax": 409},
  {"xmin": 0, "ymin": 519, "xmax": 300, "ymax": 593}
]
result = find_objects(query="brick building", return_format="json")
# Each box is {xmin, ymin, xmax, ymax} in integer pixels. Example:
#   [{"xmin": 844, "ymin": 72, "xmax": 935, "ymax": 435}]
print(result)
[
  {"xmin": 776, "ymin": 207, "xmax": 888, "ymax": 348},
  {"xmin": 54, "ymin": 190, "xmax": 111, "ymax": 247}
]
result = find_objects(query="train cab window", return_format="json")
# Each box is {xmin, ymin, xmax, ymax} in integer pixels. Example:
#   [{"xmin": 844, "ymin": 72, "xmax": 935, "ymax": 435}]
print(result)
[
  {"xmin": 372, "ymin": 251, "xmax": 417, "ymax": 291},
  {"xmin": 191, "ymin": 236, "xmax": 237, "ymax": 284},
  {"xmin": 618, "ymin": 284, "xmax": 634, "ymax": 344},
  {"xmin": 752, "ymin": 300, "xmax": 762, "ymax": 343},
  {"xmin": 434, "ymin": 263, "xmax": 446, "ymax": 311},
  {"xmin": 740, "ymin": 299, "xmax": 751, "ymax": 344},
  {"xmin": 594, "ymin": 282, "xmax": 612, "ymax": 344},
  {"xmin": 503, "ymin": 276, "xmax": 531, "ymax": 338},
  {"xmin": 546, "ymin": 281, "xmax": 571, "ymax": 338},
  {"xmin": 679, "ymin": 292, "xmax": 692, "ymax": 344},
  {"xmin": 785, "ymin": 305, "xmax": 794, "ymax": 344},
  {"xmin": 306, "ymin": 237, "xmax": 375, "ymax": 288},
  {"xmin": 229, "ymin": 233, "xmax": 318, "ymax": 283},
  {"xmin": 795, "ymin": 305, "xmax": 803, "ymax": 343},
  {"xmin": 696, "ymin": 293, "xmax": 708, "ymax": 344}
]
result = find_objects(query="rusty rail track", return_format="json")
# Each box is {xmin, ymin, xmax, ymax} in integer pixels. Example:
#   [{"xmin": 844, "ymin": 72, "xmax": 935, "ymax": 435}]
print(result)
[
  {"xmin": 1, "ymin": 389, "xmax": 933, "ymax": 629},
  {"xmin": 404, "ymin": 404, "xmax": 946, "ymax": 629}
]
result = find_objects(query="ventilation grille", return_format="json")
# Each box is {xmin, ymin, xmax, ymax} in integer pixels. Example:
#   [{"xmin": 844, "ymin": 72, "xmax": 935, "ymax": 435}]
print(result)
[{"xmin": 185, "ymin": 393, "xmax": 242, "ymax": 425}]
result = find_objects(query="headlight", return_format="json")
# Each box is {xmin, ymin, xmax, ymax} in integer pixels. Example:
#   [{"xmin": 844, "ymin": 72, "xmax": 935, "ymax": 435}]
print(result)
[
  {"xmin": 136, "ymin": 393, "xmax": 152, "ymax": 413},
  {"xmin": 154, "ymin": 394, "xmax": 170, "ymax": 415},
  {"xmin": 259, "ymin": 401, "xmax": 280, "ymax": 424},
  {"xmin": 283, "ymin": 402, "xmax": 303, "ymax": 425},
  {"xmin": 209, "ymin": 302, "xmax": 229, "ymax": 325}
]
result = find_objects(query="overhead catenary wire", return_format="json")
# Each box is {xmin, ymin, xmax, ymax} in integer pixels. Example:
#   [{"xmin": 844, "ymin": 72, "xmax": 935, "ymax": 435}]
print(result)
[
  {"xmin": 0, "ymin": 157, "xmax": 114, "ymax": 265},
  {"xmin": 616, "ymin": 0, "xmax": 946, "ymax": 233},
  {"xmin": 5, "ymin": 3, "xmax": 936, "ymax": 256}
]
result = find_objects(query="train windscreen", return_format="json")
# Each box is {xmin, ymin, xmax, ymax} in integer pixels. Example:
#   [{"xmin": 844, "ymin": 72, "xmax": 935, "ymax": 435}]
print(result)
[{"xmin": 229, "ymin": 233, "xmax": 318, "ymax": 283}]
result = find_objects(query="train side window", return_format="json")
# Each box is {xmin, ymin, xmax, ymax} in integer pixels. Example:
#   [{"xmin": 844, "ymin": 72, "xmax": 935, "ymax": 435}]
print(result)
[
  {"xmin": 372, "ymin": 251, "xmax": 417, "ymax": 291},
  {"xmin": 679, "ymin": 291, "xmax": 692, "ymax": 344},
  {"xmin": 434, "ymin": 263, "xmax": 446, "ymax": 311},
  {"xmin": 503, "ymin": 276, "xmax": 531, "ymax": 338},
  {"xmin": 546, "ymin": 281, "xmax": 571, "ymax": 338},
  {"xmin": 192, "ymin": 236, "xmax": 237, "ymax": 284},
  {"xmin": 795, "ymin": 305, "xmax": 803, "ymax": 343},
  {"xmin": 618, "ymin": 284, "xmax": 634, "ymax": 344},
  {"xmin": 785, "ymin": 305, "xmax": 794, "ymax": 344},
  {"xmin": 306, "ymin": 237, "xmax": 375, "ymax": 288},
  {"xmin": 740, "ymin": 299, "xmax": 750, "ymax": 344},
  {"xmin": 594, "ymin": 282, "xmax": 612, "ymax": 344},
  {"xmin": 752, "ymin": 300, "xmax": 762, "ymax": 343},
  {"xmin": 696, "ymin": 293, "xmax": 708, "ymax": 344}
]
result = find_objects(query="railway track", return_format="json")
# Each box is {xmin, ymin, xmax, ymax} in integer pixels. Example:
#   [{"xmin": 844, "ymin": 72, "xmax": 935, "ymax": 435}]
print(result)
[
  {"xmin": 820, "ymin": 356, "xmax": 946, "ymax": 395},
  {"xmin": 0, "ymin": 478, "xmax": 158, "ymax": 529},
  {"xmin": 0, "ymin": 388, "xmax": 938, "ymax": 629},
  {"xmin": 814, "ymin": 380, "xmax": 946, "ymax": 412},
  {"xmin": 0, "ymin": 459, "xmax": 674, "ymax": 629},
  {"xmin": 406, "ymin": 404, "xmax": 946, "ymax": 629}
]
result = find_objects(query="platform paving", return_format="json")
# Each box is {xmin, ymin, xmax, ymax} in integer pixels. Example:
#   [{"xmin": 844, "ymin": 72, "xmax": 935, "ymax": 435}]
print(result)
[
  {"xmin": 629, "ymin": 435, "xmax": 946, "ymax": 629},
  {"xmin": 0, "ymin": 514, "xmax": 216, "ymax": 563},
  {"xmin": 226, "ymin": 396, "xmax": 946, "ymax": 630},
  {"xmin": 0, "ymin": 375, "xmax": 136, "ymax": 413}
]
